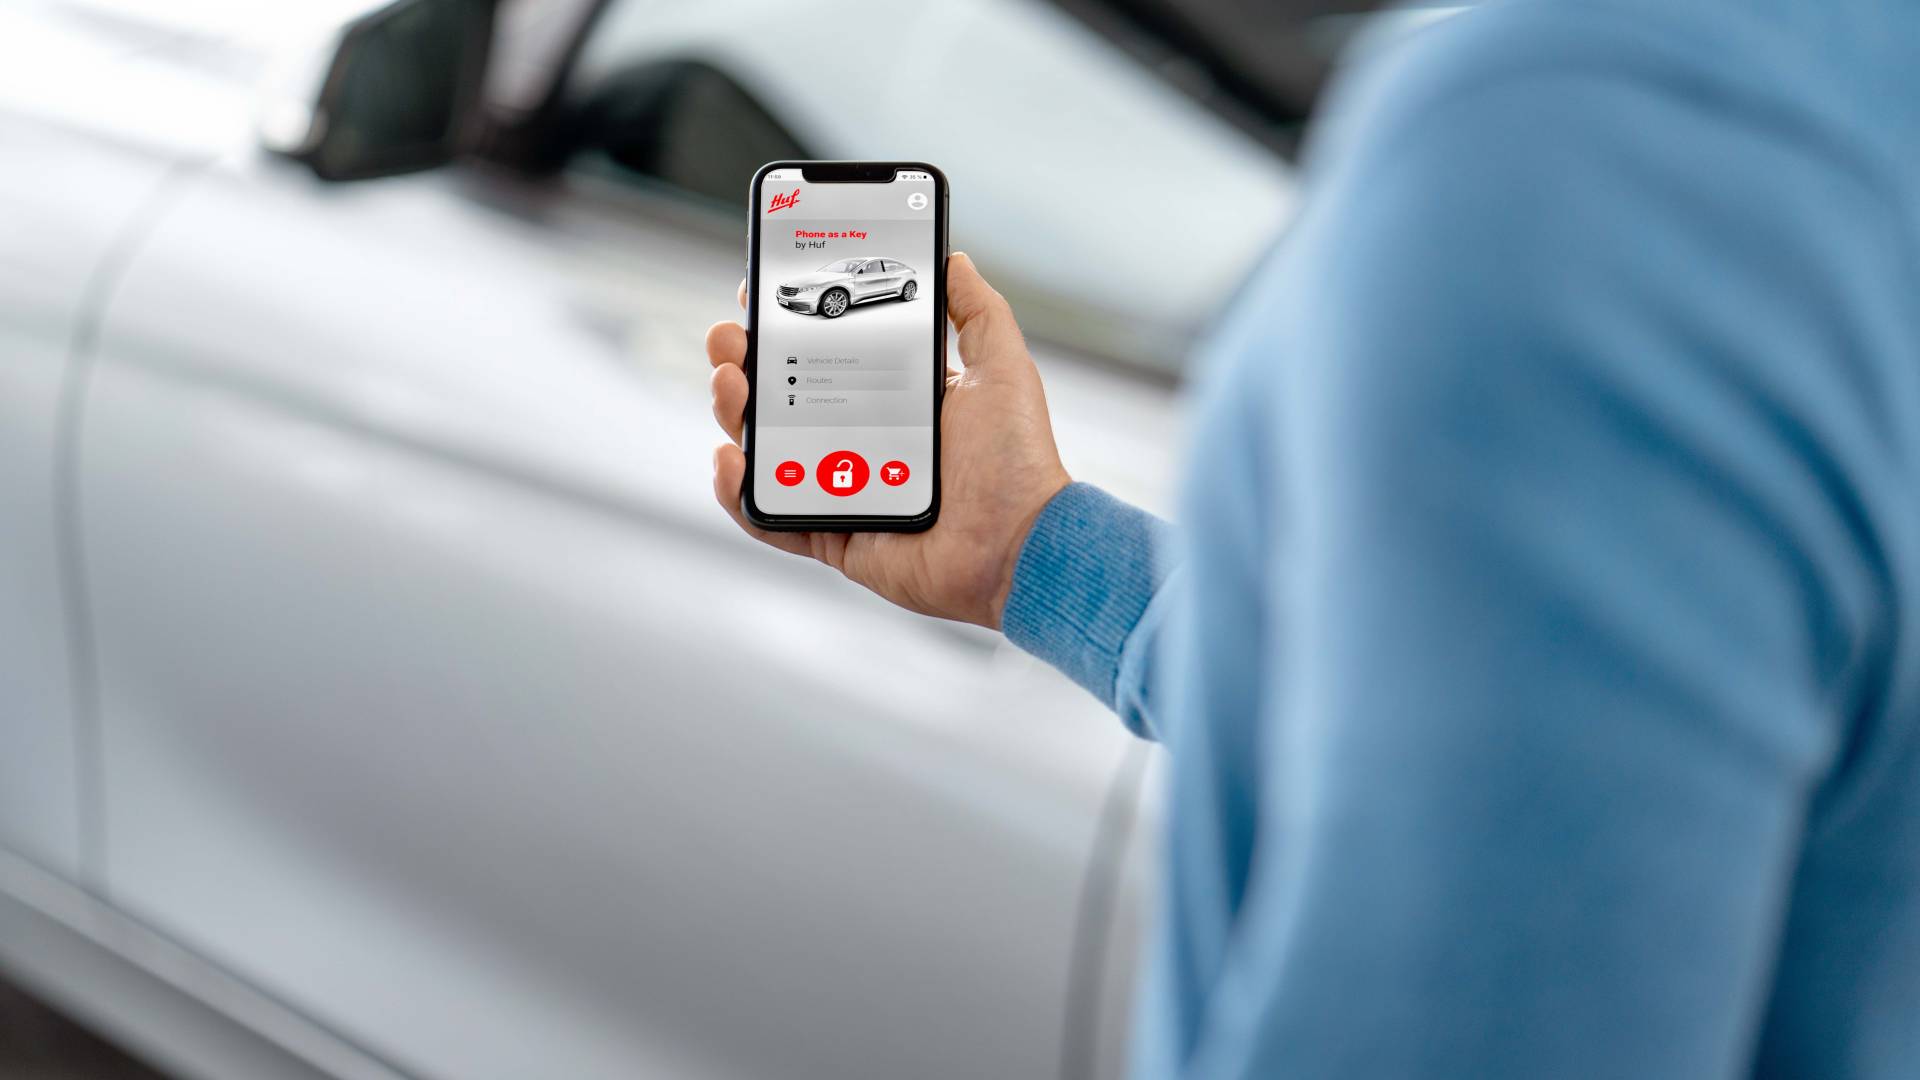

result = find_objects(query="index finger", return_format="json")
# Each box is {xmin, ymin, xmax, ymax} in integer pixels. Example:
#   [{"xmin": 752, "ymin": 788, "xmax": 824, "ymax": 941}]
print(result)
[{"xmin": 706, "ymin": 320, "xmax": 747, "ymax": 369}]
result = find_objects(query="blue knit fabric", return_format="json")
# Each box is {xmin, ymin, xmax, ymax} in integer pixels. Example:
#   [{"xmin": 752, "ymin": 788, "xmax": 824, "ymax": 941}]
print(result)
[
  {"xmin": 1004, "ymin": 1, "xmax": 1920, "ymax": 1075},
  {"xmin": 1001, "ymin": 483, "xmax": 1172, "ymax": 729}
]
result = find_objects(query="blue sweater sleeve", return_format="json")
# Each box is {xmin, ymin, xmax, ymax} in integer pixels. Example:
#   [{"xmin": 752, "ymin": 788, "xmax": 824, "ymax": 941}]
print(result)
[
  {"xmin": 1143, "ymin": 8, "xmax": 1907, "ymax": 1076},
  {"xmin": 1001, "ymin": 483, "xmax": 1180, "ymax": 740}
]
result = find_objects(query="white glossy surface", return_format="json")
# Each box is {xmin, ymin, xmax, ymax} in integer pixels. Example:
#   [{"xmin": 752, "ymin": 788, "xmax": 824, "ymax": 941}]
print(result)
[
  {"xmin": 78, "ymin": 153, "xmax": 1165, "ymax": 1079},
  {"xmin": 3, "ymin": 3, "xmax": 1193, "ymax": 1076},
  {"xmin": 0, "ymin": 112, "xmax": 179, "ymax": 879}
]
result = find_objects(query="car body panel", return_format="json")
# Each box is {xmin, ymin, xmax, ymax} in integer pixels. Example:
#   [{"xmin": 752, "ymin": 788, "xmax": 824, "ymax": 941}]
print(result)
[
  {"xmin": 75, "ymin": 154, "xmax": 1153, "ymax": 1078},
  {"xmin": 0, "ymin": 2, "xmax": 1207, "ymax": 1076},
  {"xmin": 0, "ymin": 10, "xmax": 208, "ymax": 878}
]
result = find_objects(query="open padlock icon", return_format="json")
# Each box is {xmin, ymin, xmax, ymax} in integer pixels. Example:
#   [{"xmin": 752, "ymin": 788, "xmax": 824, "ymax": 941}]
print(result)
[{"xmin": 817, "ymin": 451, "xmax": 865, "ymax": 495}]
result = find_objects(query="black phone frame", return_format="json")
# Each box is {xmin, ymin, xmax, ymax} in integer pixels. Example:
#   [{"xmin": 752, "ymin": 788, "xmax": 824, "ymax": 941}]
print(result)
[{"xmin": 741, "ymin": 160, "xmax": 948, "ymax": 532}]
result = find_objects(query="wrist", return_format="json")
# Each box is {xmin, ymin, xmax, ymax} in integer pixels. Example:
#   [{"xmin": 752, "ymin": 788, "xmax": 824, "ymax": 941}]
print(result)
[
  {"xmin": 996, "ymin": 483, "xmax": 1173, "ymax": 708},
  {"xmin": 984, "ymin": 472, "xmax": 1072, "ymax": 630}
]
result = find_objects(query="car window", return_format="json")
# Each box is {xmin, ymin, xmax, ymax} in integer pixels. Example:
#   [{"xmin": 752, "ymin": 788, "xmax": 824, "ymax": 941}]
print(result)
[
  {"xmin": 551, "ymin": 57, "xmax": 806, "ymax": 207},
  {"xmin": 551, "ymin": 0, "xmax": 1298, "ymax": 377}
]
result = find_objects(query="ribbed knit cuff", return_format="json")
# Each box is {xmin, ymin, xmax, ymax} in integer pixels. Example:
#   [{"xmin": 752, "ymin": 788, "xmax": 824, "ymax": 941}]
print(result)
[{"xmin": 1001, "ymin": 483, "xmax": 1172, "ymax": 709}]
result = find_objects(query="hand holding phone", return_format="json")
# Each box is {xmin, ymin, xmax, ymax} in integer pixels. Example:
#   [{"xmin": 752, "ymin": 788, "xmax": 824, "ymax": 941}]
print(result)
[{"xmin": 706, "ymin": 250, "xmax": 1071, "ymax": 630}]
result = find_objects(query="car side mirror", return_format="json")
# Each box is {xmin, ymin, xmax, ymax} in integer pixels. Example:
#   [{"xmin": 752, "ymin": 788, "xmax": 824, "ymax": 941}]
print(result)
[{"xmin": 260, "ymin": 0, "xmax": 493, "ymax": 181}]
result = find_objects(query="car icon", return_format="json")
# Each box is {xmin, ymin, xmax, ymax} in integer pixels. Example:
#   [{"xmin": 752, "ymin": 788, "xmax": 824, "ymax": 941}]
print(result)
[{"xmin": 775, "ymin": 257, "xmax": 918, "ymax": 317}]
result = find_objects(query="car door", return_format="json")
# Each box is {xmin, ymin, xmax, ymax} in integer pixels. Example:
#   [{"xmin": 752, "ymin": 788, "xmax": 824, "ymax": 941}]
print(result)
[
  {"xmin": 0, "ymin": 5, "xmax": 214, "ymax": 889},
  {"xmin": 77, "ymin": 82, "xmax": 1156, "ymax": 1080},
  {"xmin": 865, "ymin": 258, "xmax": 894, "ymax": 300}
]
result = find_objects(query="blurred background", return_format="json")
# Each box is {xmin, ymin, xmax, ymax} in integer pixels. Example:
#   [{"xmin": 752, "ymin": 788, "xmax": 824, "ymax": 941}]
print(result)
[{"xmin": 0, "ymin": 1, "xmax": 1451, "ymax": 1077}]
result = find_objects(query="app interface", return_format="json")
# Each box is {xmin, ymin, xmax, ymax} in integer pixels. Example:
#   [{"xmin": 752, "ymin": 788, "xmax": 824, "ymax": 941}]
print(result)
[{"xmin": 753, "ymin": 168, "xmax": 937, "ymax": 516}]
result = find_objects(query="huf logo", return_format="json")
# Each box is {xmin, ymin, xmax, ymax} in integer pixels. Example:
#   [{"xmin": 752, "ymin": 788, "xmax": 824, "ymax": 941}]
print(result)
[{"xmin": 768, "ymin": 188, "xmax": 800, "ymax": 214}]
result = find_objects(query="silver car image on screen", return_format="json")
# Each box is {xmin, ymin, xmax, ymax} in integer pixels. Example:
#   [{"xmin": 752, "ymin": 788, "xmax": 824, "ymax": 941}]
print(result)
[{"xmin": 775, "ymin": 257, "xmax": 919, "ymax": 317}]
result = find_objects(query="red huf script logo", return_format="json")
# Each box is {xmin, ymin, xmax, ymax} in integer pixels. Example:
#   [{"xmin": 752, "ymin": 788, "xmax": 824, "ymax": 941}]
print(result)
[{"xmin": 768, "ymin": 187, "xmax": 800, "ymax": 213}]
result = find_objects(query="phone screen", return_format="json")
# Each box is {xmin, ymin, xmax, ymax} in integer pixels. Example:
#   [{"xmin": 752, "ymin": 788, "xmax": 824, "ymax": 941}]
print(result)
[{"xmin": 746, "ymin": 163, "xmax": 943, "ymax": 527}]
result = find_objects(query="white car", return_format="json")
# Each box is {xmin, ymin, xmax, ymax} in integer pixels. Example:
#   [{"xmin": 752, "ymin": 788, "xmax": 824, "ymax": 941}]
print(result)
[
  {"xmin": 0, "ymin": 1, "xmax": 1293, "ymax": 1078},
  {"xmin": 776, "ymin": 257, "xmax": 918, "ymax": 317}
]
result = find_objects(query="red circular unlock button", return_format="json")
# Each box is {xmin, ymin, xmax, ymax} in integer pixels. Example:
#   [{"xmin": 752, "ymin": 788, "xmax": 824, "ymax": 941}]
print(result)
[{"xmin": 815, "ymin": 451, "xmax": 869, "ymax": 496}]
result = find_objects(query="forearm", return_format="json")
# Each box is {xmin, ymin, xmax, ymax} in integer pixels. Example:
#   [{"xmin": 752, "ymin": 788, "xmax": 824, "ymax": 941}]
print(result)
[{"xmin": 1000, "ymin": 483, "xmax": 1180, "ymax": 741}]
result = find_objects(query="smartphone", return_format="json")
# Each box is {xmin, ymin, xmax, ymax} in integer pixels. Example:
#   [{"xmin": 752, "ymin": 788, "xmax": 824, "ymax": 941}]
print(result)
[{"xmin": 742, "ymin": 161, "xmax": 948, "ymax": 531}]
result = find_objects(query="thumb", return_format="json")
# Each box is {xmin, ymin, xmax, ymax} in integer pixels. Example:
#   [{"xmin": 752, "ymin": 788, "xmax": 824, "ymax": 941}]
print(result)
[{"xmin": 945, "ymin": 252, "xmax": 1026, "ymax": 368}]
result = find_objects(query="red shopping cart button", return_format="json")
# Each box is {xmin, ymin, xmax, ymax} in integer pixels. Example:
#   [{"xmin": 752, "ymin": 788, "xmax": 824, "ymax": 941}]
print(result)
[{"xmin": 879, "ymin": 460, "xmax": 910, "ymax": 486}]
